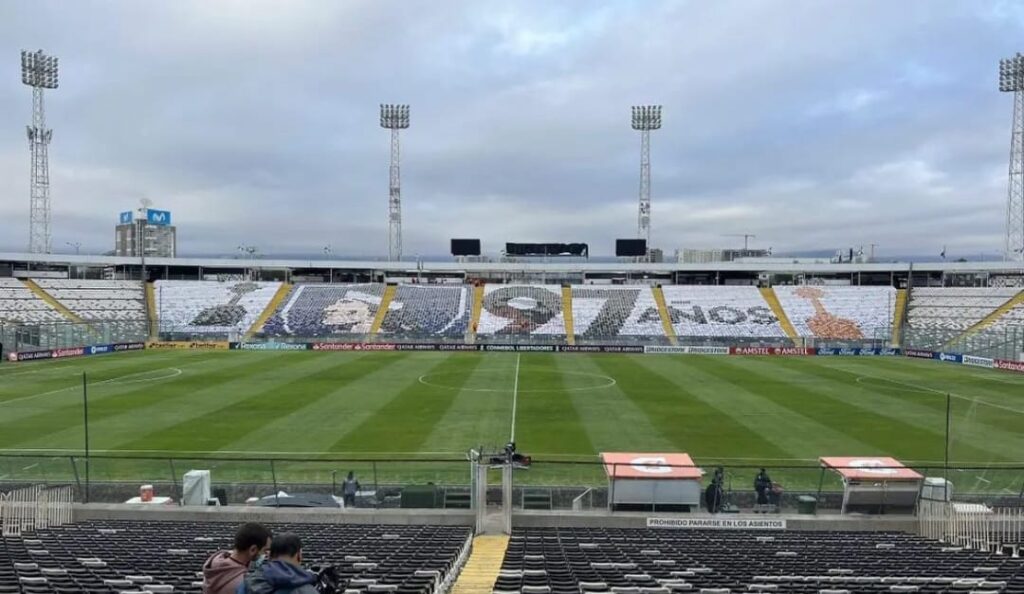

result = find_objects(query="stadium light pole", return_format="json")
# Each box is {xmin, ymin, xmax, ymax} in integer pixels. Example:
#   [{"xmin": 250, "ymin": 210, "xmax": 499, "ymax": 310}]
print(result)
[
  {"xmin": 21, "ymin": 49, "xmax": 59, "ymax": 254},
  {"xmin": 631, "ymin": 105, "xmax": 662, "ymax": 260},
  {"xmin": 380, "ymin": 104, "xmax": 410, "ymax": 262},
  {"xmin": 1000, "ymin": 53, "xmax": 1024, "ymax": 262}
]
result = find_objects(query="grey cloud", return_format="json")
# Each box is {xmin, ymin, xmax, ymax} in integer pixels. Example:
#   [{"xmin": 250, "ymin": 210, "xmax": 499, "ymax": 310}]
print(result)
[{"xmin": 0, "ymin": 0, "xmax": 1022, "ymax": 258}]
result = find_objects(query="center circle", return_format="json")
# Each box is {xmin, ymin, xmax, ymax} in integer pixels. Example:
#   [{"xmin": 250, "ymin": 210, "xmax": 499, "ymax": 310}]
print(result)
[{"xmin": 418, "ymin": 368, "xmax": 616, "ymax": 393}]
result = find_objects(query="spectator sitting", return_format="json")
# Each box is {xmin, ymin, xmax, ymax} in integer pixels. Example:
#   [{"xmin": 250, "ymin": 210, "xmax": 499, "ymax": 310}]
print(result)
[
  {"xmin": 239, "ymin": 533, "xmax": 318, "ymax": 594},
  {"xmin": 202, "ymin": 523, "xmax": 271, "ymax": 594}
]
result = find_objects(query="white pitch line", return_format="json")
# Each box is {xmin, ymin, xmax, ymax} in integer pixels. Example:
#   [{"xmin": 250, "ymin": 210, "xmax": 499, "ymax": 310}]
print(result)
[
  {"xmin": 510, "ymin": 353, "xmax": 521, "ymax": 442},
  {"xmin": 854, "ymin": 373, "xmax": 1024, "ymax": 415},
  {"xmin": 0, "ymin": 367, "xmax": 183, "ymax": 407}
]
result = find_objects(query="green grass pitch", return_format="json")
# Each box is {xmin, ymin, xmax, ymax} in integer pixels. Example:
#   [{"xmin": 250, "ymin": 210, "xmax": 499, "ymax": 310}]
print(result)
[{"xmin": 0, "ymin": 350, "xmax": 1022, "ymax": 491}]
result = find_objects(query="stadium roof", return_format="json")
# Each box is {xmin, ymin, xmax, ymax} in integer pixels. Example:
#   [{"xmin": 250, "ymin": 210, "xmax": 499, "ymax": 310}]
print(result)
[{"xmin": 1, "ymin": 252, "xmax": 1022, "ymax": 275}]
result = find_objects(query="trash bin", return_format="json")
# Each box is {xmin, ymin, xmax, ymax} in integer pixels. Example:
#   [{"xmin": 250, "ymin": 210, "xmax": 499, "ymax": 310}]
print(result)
[{"xmin": 797, "ymin": 495, "xmax": 817, "ymax": 514}]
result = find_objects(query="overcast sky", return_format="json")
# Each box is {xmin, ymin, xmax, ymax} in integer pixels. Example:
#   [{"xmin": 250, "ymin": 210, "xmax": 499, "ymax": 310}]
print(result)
[{"xmin": 1, "ymin": 0, "xmax": 1023, "ymax": 259}]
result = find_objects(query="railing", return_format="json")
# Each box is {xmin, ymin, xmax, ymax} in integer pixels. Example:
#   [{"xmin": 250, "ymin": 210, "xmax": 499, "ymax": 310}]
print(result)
[
  {"xmin": 919, "ymin": 501, "xmax": 1023, "ymax": 552},
  {"xmin": 0, "ymin": 319, "xmax": 148, "ymax": 353},
  {"xmin": 0, "ymin": 484, "xmax": 73, "ymax": 536},
  {"xmin": 0, "ymin": 454, "xmax": 1020, "ymax": 513}
]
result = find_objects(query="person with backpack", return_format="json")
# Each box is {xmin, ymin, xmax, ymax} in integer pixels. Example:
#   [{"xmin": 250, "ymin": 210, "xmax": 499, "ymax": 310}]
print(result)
[
  {"xmin": 237, "ymin": 533, "xmax": 318, "ymax": 594},
  {"xmin": 202, "ymin": 523, "xmax": 272, "ymax": 594}
]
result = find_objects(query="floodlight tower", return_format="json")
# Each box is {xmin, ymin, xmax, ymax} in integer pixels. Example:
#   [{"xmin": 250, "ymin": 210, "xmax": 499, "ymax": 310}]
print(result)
[
  {"xmin": 632, "ymin": 105, "xmax": 662, "ymax": 252},
  {"xmin": 1000, "ymin": 53, "xmax": 1024, "ymax": 261},
  {"xmin": 21, "ymin": 49, "xmax": 59, "ymax": 254},
  {"xmin": 380, "ymin": 104, "xmax": 410, "ymax": 262}
]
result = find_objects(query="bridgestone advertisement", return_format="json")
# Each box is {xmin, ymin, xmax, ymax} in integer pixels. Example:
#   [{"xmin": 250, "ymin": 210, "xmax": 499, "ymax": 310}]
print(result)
[
  {"xmin": 644, "ymin": 345, "xmax": 729, "ymax": 355},
  {"xmin": 962, "ymin": 355, "xmax": 994, "ymax": 368}
]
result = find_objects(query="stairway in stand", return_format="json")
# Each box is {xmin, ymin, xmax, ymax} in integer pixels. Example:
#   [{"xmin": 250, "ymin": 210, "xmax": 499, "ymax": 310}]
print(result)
[{"xmin": 450, "ymin": 535, "xmax": 510, "ymax": 594}]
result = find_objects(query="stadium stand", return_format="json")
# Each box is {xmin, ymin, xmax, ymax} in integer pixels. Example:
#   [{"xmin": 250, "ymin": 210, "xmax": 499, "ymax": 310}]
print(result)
[
  {"xmin": 34, "ymin": 279, "xmax": 145, "ymax": 322},
  {"xmin": 154, "ymin": 280, "xmax": 283, "ymax": 336},
  {"xmin": 496, "ymin": 527, "xmax": 1024, "ymax": 594},
  {"xmin": 570, "ymin": 286, "xmax": 665, "ymax": 340},
  {"xmin": 905, "ymin": 288, "xmax": 1021, "ymax": 332},
  {"xmin": 0, "ymin": 520, "xmax": 470, "ymax": 594},
  {"xmin": 988, "ymin": 296, "xmax": 1024, "ymax": 331},
  {"xmin": 903, "ymin": 288, "xmax": 1021, "ymax": 348},
  {"xmin": 0, "ymin": 278, "xmax": 64, "ymax": 323},
  {"xmin": 379, "ymin": 284, "xmax": 472, "ymax": 338},
  {"xmin": 774, "ymin": 285, "xmax": 896, "ymax": 340},
  {"xmin": 477, "ymin": 285, "xmax": 566, "ymax": 338},
  {"xmin": 660, "ymin": 286, "xmax": 787, "ymax": 338},
  {"xmin": 262, "ymin": 283, "xmax": 386, "ymax": 337}
]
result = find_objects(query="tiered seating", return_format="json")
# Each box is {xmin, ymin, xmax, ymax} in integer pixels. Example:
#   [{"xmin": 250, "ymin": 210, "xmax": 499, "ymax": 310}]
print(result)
[
  {"xmin": 988, "ymin": 298, "xmax": 1024, "ymax": 330},
  {"xmin": 262, "ymin": 283, "xmax": 386, "ymax": 337},
  {"xmin": 570, "ymin": 286, "xmax": 665, "ymax": 340},
  {"xmin": 154, "ymin": 280, "xmax": 282, "ymax": 335},
  {"xmin": 380, "ymin": 284, "xmax": 471, "ymax": 338},
  {"xmin": 774, "ymin": 285, "xmax": 896, "ymax": 340},
  {"xmin": 905, "ymin": 288, "xmax": 1020, "ymax": 332},
  {"xmin": 476, "ymin": 285, "xmax": 566, "ymax": 338},
  {"xmin": 496, "ymin": 527, "xmax": 1024, "ymax": 594},
  {"xmin": 0, "ymin": 278, "xmax": 63, "ymax": 324},
  {"xmin": 0, "ymin": 520, "xmax": 470, "ymax": 594},
  {"xmin": 35, "ymin": 279, "xmax": 145, "ymax": 321},
  {"xmin": 661, "ymin": 286, "xmax": 787, "ymax": 338}
]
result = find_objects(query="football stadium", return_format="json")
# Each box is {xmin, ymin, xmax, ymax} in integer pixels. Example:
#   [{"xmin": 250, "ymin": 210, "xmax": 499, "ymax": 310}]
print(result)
[{"xmin": 2, "ymin": 3, "xmax": 1024, "ymax": 593}]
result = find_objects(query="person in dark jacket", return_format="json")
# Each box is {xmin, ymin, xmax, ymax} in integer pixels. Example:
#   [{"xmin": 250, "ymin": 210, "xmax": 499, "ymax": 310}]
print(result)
[
  {"xmin": 202, "ymin": 523, "xmax": 272, "ymax": 594},
  {"xmin": 754, "ymin": 468, "xmax": 772, "ymax": 506},
  {"xmin": 238, "ymin": 533, "xmax": 318, "ymax": 594},
  {"xmin": 704, "ymin": 475, "xmax": 723, "ymax": 513},
  {"xmin": 342, "ymin": 471, "xmax": 360, "ymax": 508}
]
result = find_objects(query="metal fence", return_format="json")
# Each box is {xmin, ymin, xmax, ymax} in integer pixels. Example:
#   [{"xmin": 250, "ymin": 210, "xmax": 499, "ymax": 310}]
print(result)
[
  {"xmin": 0, "ymin": 319, "xmax": 148, "ymax": 353},
  {"xmin": 0, "ymin": 454, "xmax": 1019, "ymax": 513}
]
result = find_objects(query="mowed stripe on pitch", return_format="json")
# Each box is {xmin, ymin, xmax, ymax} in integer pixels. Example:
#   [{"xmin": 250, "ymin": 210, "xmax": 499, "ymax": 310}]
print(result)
[
  {"xmin": 3, "ymin": 352, "xmax": 321, "ymax": 451},
  {"xmin": 227, "ymin": 352, "xmax": 464, "ymax": 454},
  {"xmin": 788, "ymin": 357, "xmax": 1023, "ymax": 462},
  {"xmin": 114, "ymin": 353, "xmax": 410, "ymax": 453},
  {"xmin": 652, "ymin": 356, "xmax": 876, "ymax": 457},
  {"xmin": 623, "ymin": 355, "xmax": 793, "ymax": 459},
  {"xmin": 328, "ymin": 353, "xmax": 486, "ymax": 453},
  {"xmin": 0, "ymin": 350, "xmax": 209, "ymax": 404},
  {"xmin": 560, "ymin": 354, "xmax": 684, "ymax": 454},
  {"xmin": 419, "ymin": 354, "xmax": 521, "ymax": 453},
  {"xmin": 0, "ymin": 352, "xmax": 278, "ymax": 448},
  {"xmin": 512, "ymin": 354, "xmax": 594, "ymax": 456},
  {"xmin": 737, "ymin": 357, "xmax": 957, "ymax": 460}
]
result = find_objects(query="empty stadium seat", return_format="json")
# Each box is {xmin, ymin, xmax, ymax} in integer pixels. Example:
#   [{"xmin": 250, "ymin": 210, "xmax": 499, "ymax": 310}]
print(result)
[
  {"xmin": 571, "ymin": 286, "xmax": 665, "ymax": 340},
  {"xmin": 262, "ymin": 284, "xmax": 385, "ymax": 337},
  {"xmin": 34, "ymin": 280, "xmax": 145, "ymax": 322},
  {"xmin": 477, "ymin": 285, "xmax": 566, "ymax": 338},
  {"xmin": 0, "ymin": 278, "xmax": 64, "ymax": 324},
  {"xmin": 660, "ymin": 286, "xmax": 786, "ymax": 339},
  {"xmin": 379, "ymin": 285, "xmax": 471, "ymax": 338},
  {"xmin": 774, "ymin": 285, "xmax": 896, "ymax": 340},
  {"xmin": 904, "ymin": 288, "xmax": 1022, "ymax": 349},
  {"xmin": 0, "ymin": 520, "xmax": 470, "ymax": 594},
  {"xmin": 155, "ymin": 280, "xmax": 283, "ymax": 336},
  {"xmin": 497, "ymin": 528, "xmax": 1024, "ymax": 594}
]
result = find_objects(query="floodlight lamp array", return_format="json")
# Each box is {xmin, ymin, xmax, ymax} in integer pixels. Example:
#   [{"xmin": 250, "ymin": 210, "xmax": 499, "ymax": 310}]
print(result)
[
  {"xmin": 631, "ymin": 105, "xmax": 662, "ymax": 130},
  {"xmin": 20, "ymin": 49, "xmax": 59, "ymax": 89},
  {"xmin": 999, "ymin": 53, "xmax": 1024, "ymax": 93},
  {"xmin": 380, "ymin": 104, "xmax": 410, "ymax": 129}
]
